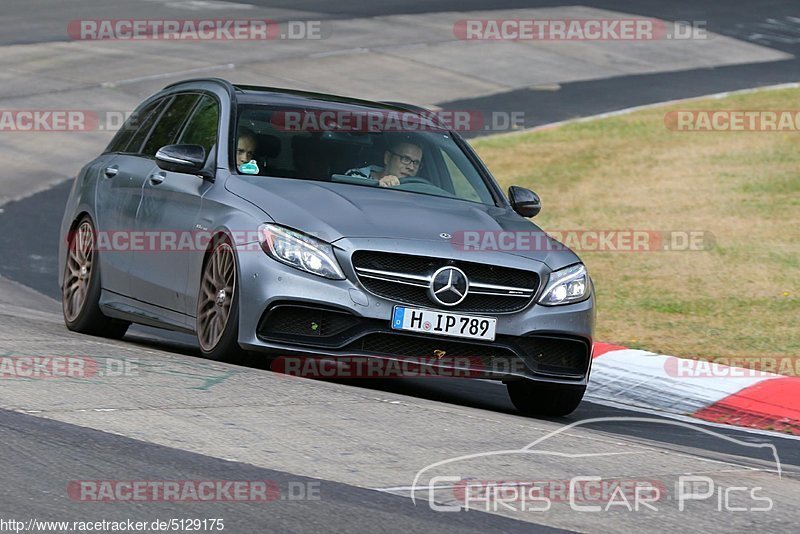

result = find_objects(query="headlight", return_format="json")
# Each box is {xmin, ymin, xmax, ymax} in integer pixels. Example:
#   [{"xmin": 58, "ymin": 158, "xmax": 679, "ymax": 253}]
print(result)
[
  {"xmin": 258, "ymin": 224, "xmax": 345, "ymax": 280},
  {"xmin": 538, "ymin": 264, "xmax": 590, "ymax": 306}
]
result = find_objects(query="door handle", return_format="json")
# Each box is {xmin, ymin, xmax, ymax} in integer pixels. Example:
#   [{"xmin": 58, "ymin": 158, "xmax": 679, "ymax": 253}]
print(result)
[
  {"xmin": 149, "ymin": 171, "xmax": 166, "ymax": 185},
  {"xmin": 104, "ymin": 166, "xmax": 118, "ymax": 178}
]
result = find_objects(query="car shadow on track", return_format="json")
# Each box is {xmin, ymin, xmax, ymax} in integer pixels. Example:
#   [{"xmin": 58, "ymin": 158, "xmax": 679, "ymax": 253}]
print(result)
[{"xmin": 120, "ymin": 325, "xmax": 569, "ymax": 419}]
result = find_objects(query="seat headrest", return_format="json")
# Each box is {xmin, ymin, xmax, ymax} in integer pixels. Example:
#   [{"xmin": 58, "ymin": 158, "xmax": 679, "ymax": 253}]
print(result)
[{"xmin": 258, "ymin": 134, "xmax": 281, "ymax": 158}]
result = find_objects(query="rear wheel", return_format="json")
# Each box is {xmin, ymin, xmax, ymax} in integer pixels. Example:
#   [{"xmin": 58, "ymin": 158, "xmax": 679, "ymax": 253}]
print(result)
[
  {"xmin": 196, "ymin": 239, "xmax": 243, "ymax": 361},
  {"xmin": 62, "ymin": 217, "xmax": 129, "ymax": 339},
  {"xmin": 506, "ymin": 380, "xmax": 586, "ymax": 417}
]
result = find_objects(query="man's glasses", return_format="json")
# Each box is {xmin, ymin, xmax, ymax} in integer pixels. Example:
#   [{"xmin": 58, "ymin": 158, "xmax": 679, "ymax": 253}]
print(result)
[{"xmin": 390, "ymin": 151, "xmax": 422, "ymax": 168}]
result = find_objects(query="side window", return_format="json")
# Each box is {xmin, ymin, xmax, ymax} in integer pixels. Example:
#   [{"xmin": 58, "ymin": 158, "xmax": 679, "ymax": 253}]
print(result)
[
  {"xmin": 141, "ymin": 93, "xmax": 200, "ymax": 157},
  {"xmin": 125, "ymin": 98, "xmax": 170, "ymax": 155},
  {"xmin": 178, "ymin": 95, "xmax": 219, "ymax": 158},
  {"xmin": 105, "ymin": 99, "xmax": 163, "ymax": 154}
]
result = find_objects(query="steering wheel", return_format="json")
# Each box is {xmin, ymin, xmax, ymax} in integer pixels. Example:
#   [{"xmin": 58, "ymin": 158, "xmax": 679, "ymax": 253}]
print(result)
[{"xmin": 399, "ymin": 176, "xmax": 431, "ymax": 185}]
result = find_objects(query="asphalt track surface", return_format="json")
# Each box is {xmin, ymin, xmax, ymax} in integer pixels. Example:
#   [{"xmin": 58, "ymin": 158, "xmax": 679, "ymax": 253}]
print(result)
[
  {"xmin": 1, "ymin": 0, "xmax": 799, "ymax": 532},
  {"xmin": 1, "ymin": 409, "xmax": 568, "ymax": 533},
  {"xmin": 4, "ymin": 0, "xmax": 799, "ymax": 128},
  {"xmin": 249, "ymin": 0, "xmax": 800, "ymax": 111}
]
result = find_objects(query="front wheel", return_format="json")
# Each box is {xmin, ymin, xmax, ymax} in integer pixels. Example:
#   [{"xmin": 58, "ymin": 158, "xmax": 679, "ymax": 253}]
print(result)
[
  {"xmin": 506, "ymin": 380, "xmax": 586, "ymax": 417},
  {"xmin": 196, "ymin": 240, "xmax": 244, "ymax": 361},
  {"xmin": 62, "ymin": 217, "xmax": 129, "ymax": 339}
]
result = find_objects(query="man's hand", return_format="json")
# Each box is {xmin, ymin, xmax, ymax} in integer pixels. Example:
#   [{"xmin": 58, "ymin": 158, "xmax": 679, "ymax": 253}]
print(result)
[{"xmin": 378, "ymin": 175, "xmax": 400, "ymax": 187}]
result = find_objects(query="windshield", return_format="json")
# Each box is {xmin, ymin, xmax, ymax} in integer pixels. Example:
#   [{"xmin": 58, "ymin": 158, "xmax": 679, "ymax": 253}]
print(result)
[{"xmin": 233, "ymin": 104, "xmax": 497, "ymax": 205}]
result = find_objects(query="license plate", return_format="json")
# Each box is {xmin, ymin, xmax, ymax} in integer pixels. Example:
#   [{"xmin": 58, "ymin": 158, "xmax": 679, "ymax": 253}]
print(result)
[{"xmin": 391, "ymin": 306, "xmax": 497, "ymax": 341}]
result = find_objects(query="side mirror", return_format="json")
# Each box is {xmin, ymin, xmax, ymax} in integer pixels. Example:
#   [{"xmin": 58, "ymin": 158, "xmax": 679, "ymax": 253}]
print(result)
[
  {"xmin": 508, "ymin": 186, "xmax": 541, "ymax": 218},
  {"xmin": 155, "ymin": 144, "xmax": 206, "ymax": 175}
]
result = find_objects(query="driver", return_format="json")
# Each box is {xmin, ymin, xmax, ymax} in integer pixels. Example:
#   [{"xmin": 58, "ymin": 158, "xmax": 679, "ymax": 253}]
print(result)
[{"xmin": 346, "ymin": 141, "xmax": 423, "ymax": 187}]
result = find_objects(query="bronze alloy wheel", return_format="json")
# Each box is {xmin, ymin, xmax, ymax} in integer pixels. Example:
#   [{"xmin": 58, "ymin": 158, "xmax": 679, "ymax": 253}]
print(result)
[
  {"xmin": 63, "ymin": 220, "xmax": 95, "ymax": 322},
  {"xmin": 62, "ymin": 217, "xmax": 129, "ymax": 339},
  {"xmin": 197, "ymin": 242, "xmax": 237, "ymax": 352}
]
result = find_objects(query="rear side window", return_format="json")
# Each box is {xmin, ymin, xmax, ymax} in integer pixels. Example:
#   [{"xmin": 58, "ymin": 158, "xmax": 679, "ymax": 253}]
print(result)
[
  {"xmin": 125, "ymin": 98, "xmax": 170, "ymax": 155},
  {"xmin": 178, "ymin": 95, "xmax": 219, "ymax": 158},
  {"xmin": 105, "ymin": 98, "xmax": 164, "ymax": 154},
  {"xmin": 141, "ymin": 93, "xmax": 200, "ymax": 157}
]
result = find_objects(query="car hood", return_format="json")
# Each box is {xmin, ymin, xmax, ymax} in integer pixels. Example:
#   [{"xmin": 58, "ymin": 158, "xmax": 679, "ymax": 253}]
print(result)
[{"xmin": 226, "ymin": 176, "xmax": 580, "ymax": 270}]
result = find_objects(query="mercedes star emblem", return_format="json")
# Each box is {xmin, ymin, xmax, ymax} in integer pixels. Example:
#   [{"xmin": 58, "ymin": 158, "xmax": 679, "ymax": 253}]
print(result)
[{"xmin": 428, "ymin": 266, "xmax": 469, "ymax": 306}]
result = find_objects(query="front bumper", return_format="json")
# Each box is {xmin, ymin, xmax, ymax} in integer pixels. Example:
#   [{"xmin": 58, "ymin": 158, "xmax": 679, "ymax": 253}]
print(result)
[{"xmin": 235, "ymin": 239, "xmax": 595, "ymax": 384}]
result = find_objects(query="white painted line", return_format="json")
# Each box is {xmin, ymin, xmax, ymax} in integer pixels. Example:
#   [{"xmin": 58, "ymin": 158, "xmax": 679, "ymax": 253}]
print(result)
[
  {"xmin": 142, "ymin": 0, "xmax": 254, "ymax": 10},
  {"xmin": 0, "ymin": 177, "xmax": 75, "ymax": 209},
  {"xmin": 101, "ymin": 64, "xmax": 236, "ymax": 88},
  {"xmin": 479, "ymin": 82, "xmax": 800, "ymax": 140},
  {"xmin": 310, "ymin": 48, "xmax": 370, "ymax": 58},
  {"xmin": 584, "ymin": 396, "xmax": 800, "ymax": 442}
]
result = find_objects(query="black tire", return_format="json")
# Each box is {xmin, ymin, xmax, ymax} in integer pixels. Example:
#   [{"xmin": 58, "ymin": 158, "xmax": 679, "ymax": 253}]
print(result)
[
  {"xmin": 507, "ymin": 380, "xmax": 586, "ymax": 417},
  {"xmin": 196, "ymin": 238, "xmax": 244, "ymax": 362},
  {"xmin": 62, "ymin": 216, "xmax": 130, "ymax": 339}
]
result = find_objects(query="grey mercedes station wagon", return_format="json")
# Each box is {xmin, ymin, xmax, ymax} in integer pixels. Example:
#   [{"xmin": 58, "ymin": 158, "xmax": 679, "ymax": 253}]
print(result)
[{"xmin": 59, "ymin": 78, "xmax": 595, "ymax": 416}]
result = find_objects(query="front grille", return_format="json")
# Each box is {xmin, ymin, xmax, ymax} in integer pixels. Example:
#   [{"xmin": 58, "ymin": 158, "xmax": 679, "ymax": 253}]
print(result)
[{"xmin": 351, "ymin": 251, "xmax": 538, "ymax": 313}]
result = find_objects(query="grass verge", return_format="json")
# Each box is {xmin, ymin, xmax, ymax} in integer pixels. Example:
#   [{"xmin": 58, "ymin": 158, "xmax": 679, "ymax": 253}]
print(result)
[{"xmin": 471, "ymin": 88, "xmax": 799, "ymax": 368}]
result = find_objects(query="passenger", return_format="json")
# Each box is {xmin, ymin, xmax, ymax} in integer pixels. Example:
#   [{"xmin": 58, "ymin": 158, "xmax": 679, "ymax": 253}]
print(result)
[{"xmin": 236, "ymin": 127, "xmax": 258, "ymax": 169}]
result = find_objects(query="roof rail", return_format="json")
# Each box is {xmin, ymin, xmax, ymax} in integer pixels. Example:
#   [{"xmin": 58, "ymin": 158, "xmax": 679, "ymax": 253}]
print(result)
[
  {"xmin": 160, "ymin": 77, "xmax": 238, "ymax": 107},
  {"xmin": 233, "ymin": 84, "xmax": 425, "ymax": 111},
  {"xmin": 162, "ymin": 77, "xmax": 236, "ymax": 92}
]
